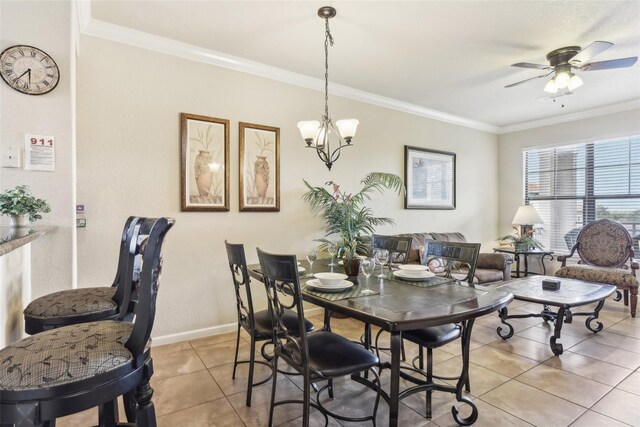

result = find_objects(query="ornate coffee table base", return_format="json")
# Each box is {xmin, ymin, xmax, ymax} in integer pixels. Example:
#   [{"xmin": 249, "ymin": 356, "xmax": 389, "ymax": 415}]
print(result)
[{"xmin": 497, "ymin": 299, "xmax": 606, "ymax": 356}]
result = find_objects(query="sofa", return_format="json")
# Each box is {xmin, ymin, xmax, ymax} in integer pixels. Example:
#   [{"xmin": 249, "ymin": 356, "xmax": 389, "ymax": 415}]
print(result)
[{"xmin": 395, "ymin": 232, "xmax": 513, "ymax": 285}]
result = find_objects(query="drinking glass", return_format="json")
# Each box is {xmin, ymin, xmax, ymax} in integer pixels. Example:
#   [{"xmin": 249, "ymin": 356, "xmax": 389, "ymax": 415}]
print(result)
[
  {"xmin": 327, "ymin": 242, "xmax": 337, "ymax": 267},
  {"xmin": 360, "ymin": 257, "xmax": 376, "ymax": 295},
  {"xmin": 374, "ymin": 249, "xmax": 389, "ymax": 278},
  {"xmin": 306, "ymin": 247, "xmax": 318, "ymax": 278}
]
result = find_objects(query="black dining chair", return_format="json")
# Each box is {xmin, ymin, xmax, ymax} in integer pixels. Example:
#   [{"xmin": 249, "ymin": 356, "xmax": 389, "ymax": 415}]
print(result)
[
  {"xmin": 23, "ymin": 216, "xmax": 141, "ymax": 334},
  {"xmin": 400, "ymin": 239, "xmax": 480, "ymax": 419},
  {"xmin": 257, "ymin": 248, "xmax": 383, "ymax": 427},
  {"xmin": 371, "ymin": 234, "xmax": 413, "ymax": 264},
  {"xmin": 225, "ymin": 241, "xmax": 314, "ymax": 407},
  {"xmin": 365, "ymin": 234, "xmax": 413, "ymax": 357},
  {"xmin": 0, "ymin": 217, "xmax": 174, "ymax": 427}
]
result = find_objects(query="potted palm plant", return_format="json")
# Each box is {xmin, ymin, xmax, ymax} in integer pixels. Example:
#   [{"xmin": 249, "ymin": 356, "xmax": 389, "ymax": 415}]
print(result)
[
  {"xmin": 302, "ymin": 172, "xmax": 403, "ymax": 277},
  {"xmin": 0, "ymin": 185, "xmax": 51, "ymax": 227}
]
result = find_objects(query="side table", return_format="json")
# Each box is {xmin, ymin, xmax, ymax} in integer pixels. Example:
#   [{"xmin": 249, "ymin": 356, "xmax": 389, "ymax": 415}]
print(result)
[{"xmin": 493, "ymin": 247, "xmax": 554, "ymax": 278}]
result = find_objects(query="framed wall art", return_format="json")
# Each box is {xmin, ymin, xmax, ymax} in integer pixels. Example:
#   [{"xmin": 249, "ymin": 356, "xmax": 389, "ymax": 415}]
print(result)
[
  {"xmin": 404, "ymin": 145, "xmax": 456, "ymax": 210},
  {"xmin": 239, "ymin": 122, "xmax": 280, "ymax": 212},
  {"xmin": 180, "ymin": 113, "xmax": 230, "ymax": 211}
]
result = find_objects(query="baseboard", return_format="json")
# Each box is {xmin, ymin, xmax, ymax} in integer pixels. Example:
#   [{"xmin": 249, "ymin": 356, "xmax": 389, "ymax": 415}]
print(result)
[{"xmin": 151, "ymin": 307, "xmax": 324, "ymax": 347}]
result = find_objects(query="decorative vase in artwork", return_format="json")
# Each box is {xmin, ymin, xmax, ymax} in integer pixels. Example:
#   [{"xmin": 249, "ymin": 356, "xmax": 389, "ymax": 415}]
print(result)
[
  {"xmin": 343, "ymin": 257, "xmax": 361, "ymax": 280},
  {"xmin": 194, "ymin": 150, "xmax": 213, "ymax": 196},
  {"xmin": 254, "ymin": 156, "xmax": 270, "ymax": 197},
  {"xmin": 10, "ymin": 214, "xmax": 30, "ymax": 227}
]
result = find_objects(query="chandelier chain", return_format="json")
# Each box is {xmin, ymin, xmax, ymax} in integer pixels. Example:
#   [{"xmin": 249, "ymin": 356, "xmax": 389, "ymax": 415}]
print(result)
[{"xmin": 324, "ymin": 17, "xmax": 334, "ymax": 119}]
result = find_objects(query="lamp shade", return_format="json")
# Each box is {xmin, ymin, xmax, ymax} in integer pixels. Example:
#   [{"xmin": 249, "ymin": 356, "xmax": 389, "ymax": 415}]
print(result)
[
  {"xmin": 336, "ymin": 119, "xmax": 359, "ymax": 139},
  {"xmin": 544, "ymin": 78, "xmax": 557, "ymax": 94},
  {"xmin": 568, "ymin": 74, "xmax": 583, "ymax": 91},
  {"xmin": 555, "ymin": 71, "xmax": 570, "ymax": 89},
  {"xmin": 297, "ymin": 121, "xmax": 320, "ymax": 141},
  {"xmin": 512, "ymin": 204, "xmax": 543, "ymax": 225}
]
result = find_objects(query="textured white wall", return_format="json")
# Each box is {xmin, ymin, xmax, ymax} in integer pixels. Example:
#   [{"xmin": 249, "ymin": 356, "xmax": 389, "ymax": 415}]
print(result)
[
  {"xmin": 497, "ymin": 108, "xmax": 640, "ymax": 273},
  {"xmin": 0, "ymin": 1, "xmax": 75, "ymax": 298},
  {"xmin": 76, "ymin": 35, "xmax": 499, "ymax": 339}
]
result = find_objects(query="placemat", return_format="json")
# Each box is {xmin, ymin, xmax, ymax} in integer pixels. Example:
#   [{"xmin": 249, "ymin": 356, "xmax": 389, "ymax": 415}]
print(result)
[
  {"xmin": 392, "ymin": 275, "xmax": 456, "ymax": 288},
  {"xmin": 301, "ymin": 282, "xmax": 380, "ymax": 301}
]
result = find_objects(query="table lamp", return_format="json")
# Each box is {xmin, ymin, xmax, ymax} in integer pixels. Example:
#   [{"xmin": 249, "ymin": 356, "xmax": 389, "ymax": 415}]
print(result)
[{"xmin": 512, "ymin": 204, "xmax": 543, "ymax": 237}]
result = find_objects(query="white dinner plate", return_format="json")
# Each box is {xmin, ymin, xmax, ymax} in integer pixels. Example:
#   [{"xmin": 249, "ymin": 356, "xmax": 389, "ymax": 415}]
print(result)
[
  {"xmin": 298, "ymin": 266, "xmax": 306, "ymax": 273},
  {"xmin": 306, "ymin": 279, "xmax": 353, "ymax": 292},
  {"xmin": 392, "ymin": 270, "xmax": 435, "ymax": 281}
]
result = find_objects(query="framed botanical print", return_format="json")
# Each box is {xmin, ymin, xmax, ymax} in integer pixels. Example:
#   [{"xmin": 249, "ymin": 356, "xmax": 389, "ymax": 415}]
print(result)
[
  {"xmin": 239, "ymin": 122, "xmax": 280, "ymax": 212},
  {"xmin": 404, "ymin": 145, "xmax": 456, "ymax": 210},
  {"xmin": 180, "ymin": 113, "xmax": 230, "ymax": 211}
]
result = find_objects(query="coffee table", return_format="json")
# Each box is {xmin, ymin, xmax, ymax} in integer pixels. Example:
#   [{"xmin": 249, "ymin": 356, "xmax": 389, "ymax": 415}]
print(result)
[{"xmin": 487, "ymin": 276, "xmax": 616, "ymax": 355}]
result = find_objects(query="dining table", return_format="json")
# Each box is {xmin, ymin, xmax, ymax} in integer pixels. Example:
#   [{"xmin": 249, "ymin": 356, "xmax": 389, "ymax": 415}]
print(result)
[{"xmin": 248, "ymin": 259, "xmax": 513, "ymax": 427}]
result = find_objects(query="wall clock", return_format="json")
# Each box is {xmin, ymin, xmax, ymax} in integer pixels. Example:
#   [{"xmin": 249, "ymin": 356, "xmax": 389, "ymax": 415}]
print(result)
[{"xmin": 0, "ymin": 45, "xmax": 60, "ymax": 95}]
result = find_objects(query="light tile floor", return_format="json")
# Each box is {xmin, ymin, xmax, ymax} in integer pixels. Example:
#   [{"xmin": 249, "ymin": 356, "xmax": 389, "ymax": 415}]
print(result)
[{"xmin": 59, "ymin": 296, "xmax": 639, "ymax": 426}]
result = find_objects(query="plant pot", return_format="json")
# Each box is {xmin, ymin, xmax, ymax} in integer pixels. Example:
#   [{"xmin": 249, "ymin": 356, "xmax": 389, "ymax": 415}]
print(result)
[
  {"xmin": 10, "ymin": 214, "xmax": 30, "ymax": 227},
  {"xmin": 515, "ymin": 243, "xmax": 530, "ymax": 252},
  {"xmin": 342, "ymin": 257, "xmax": 361, "ymax": 280}
]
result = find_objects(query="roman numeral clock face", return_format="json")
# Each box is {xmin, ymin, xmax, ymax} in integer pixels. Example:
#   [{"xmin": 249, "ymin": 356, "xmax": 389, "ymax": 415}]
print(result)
[{"xmin": 1, "ymin": 45, "xmax": 60, "ymax": 95}]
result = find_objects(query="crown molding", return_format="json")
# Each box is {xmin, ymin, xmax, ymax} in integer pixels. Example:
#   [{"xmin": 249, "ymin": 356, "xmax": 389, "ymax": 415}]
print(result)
[
  {"xmin": 498, "ymin": 99, "xmax": 640, "ymax": 134},
  {"xmin": 79, "ymin": 15, "xmax": 500, "ymax": 133},
  {"xmin": 79, "ymin": 11, "xmax": 637, "ymax": 136}
]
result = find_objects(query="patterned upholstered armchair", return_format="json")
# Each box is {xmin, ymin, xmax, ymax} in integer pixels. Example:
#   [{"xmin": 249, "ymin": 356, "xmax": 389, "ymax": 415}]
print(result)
[{"xmin": 556, "ymin": 219, "xmax": 638, "ymax": 318}]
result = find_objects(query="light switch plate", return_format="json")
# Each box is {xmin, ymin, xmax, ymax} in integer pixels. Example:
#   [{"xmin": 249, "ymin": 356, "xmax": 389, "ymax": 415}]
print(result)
[{"xmin": 2, "ymin": 148, "xmax": 21, "ymax": 168}]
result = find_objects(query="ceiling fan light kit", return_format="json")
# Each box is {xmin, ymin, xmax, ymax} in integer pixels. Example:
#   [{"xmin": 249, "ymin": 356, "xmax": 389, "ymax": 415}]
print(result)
[{"xmin": 506, "ymin": 41, "xmax": 637, "ymax": 96}]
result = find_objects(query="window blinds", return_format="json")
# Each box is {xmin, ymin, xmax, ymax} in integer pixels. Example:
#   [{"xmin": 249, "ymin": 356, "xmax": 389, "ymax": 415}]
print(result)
[{"xmin": 523, "ymin": 135, "xmax": 640, "ymax": 253}]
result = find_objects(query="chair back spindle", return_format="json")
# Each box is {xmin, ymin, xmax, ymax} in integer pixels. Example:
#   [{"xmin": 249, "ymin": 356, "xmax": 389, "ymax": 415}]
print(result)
[
  {"xmin": 256, "ymin": 248, "xmax": 316, "ymax": 376},
  {"xmin": 423, "ymin": 240, "xmax": 480, "ymax": 285},
  {"xmin": 225, "ymin": 241, "xmax": 257, "ymax": 332},
  {"xmin": 124, "ymin": 217, "xmax": 175, "ymax": 358},
  {"xmin": 372, "ymin": 234, "xmax": 413, "ymax": 264}
]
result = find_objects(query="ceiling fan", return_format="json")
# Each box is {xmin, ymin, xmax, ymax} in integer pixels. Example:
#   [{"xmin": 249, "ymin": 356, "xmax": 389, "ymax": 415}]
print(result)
[{"xmin": 505, "ymin": 41, "xmax": 638, "ymax": 98}]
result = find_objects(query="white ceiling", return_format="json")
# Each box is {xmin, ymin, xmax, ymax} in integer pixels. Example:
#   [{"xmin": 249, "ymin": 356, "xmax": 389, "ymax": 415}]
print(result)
[{"xmin": 89, "ymin": 1, "xmax": 640, "ymax": 131}]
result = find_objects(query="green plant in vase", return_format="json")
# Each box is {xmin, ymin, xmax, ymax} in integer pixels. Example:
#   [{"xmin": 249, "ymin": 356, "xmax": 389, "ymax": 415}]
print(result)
[
  {"xmin": 302, "ymin": 172, "xmax": 403, "ymax": 277},
  {"xmin": 0, "ymin": 185, "xmax": 50, "ymax": 227},
  {"xmin": 497, "ymin": 229, "xmax": 544, "ymax": 252}
]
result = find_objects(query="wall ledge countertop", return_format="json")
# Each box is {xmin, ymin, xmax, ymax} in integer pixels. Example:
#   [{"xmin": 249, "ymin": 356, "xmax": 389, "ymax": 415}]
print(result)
[{"xmin": 0, "ymin": 226, "xmax": 57, "ymax": 257}]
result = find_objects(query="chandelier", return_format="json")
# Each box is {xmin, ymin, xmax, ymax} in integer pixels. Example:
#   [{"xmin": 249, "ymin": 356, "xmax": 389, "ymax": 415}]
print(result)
[{"xmin": 297, "ymin": 6, "xmax": 358, "ymax": 171}]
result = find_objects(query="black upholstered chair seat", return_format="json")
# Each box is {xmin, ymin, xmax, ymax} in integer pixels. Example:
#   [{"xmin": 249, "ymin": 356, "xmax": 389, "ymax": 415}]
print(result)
[
  {"xmin": 0, "ymin": 321, "xmax": 133, "ymax": 400},
  {"xmin": 283, "ymin": 331, "xmax": 379, "ymax": 378},
  {"xmin": 24, "ymin": 287, "xmax": 117, "ymax": 319},
  {"xmin": 402, "ymin": 324, "xmax": 461, "ymax": 348},
  {"xmin": 253, "ymin": 309, "xmax": 315, "ymax": 338}
]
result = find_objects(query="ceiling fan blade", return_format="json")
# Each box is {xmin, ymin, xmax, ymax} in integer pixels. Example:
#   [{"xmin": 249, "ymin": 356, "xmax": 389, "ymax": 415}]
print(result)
[
  {"xmin": 580, "ymin": 56, "xmax": 638, "ymax": 71},
  {"xmin": 505, "ymin": 71, "xmax": 554, "ymax": 88},
  {"xmin": 511, "ymin": 62, "xmax": 551, "ymax": 70},
  {"xmin": 570, "ymin": 41, "xmax": 613, "ymax": 64}
]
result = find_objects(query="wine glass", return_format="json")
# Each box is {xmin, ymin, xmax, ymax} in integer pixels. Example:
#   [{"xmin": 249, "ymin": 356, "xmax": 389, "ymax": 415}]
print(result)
[
  {"xmin": 327, "ymin": 242, "xmax": 337, "ymax": 267},
  {"xmin": 306, "ymin": 247, "xmax": 318, "ymax": 278},
  {"xmin": 360, "ymin": 257, "xmax": 376, "ymax": 295},
  {"xmin": 374, "ymin": 249, "xmax": 389, "ymax": 278}
]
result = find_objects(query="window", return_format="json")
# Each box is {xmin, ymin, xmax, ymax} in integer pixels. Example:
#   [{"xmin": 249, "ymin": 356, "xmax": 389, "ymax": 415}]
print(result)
[{"xmin": 523, "ymin": 135, "xmax": 640, "ymax": 253}]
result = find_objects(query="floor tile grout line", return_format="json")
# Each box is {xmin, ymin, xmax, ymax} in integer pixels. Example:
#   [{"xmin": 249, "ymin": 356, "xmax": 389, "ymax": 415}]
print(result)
[
  {"xmin": 541, "ymin": 351, "xmax": 634, "ymax": 388},
  {"xmin": 472, "ymin": 394, "xmax": 536, "ymax": 427},
  {"xmin": 513, "ymin": 363, "xmax": 617, "ymax": 409},
  {"xmin": 193, "ymin": 339, "xmax": 261, "ymax": 427},
  {"xmin": 585, "ymin": 387, "xmax": 636, "ymax": 426},
  {"xmin": 477, "ymin": 377, "xmax": 590, "ymax": 425}
]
